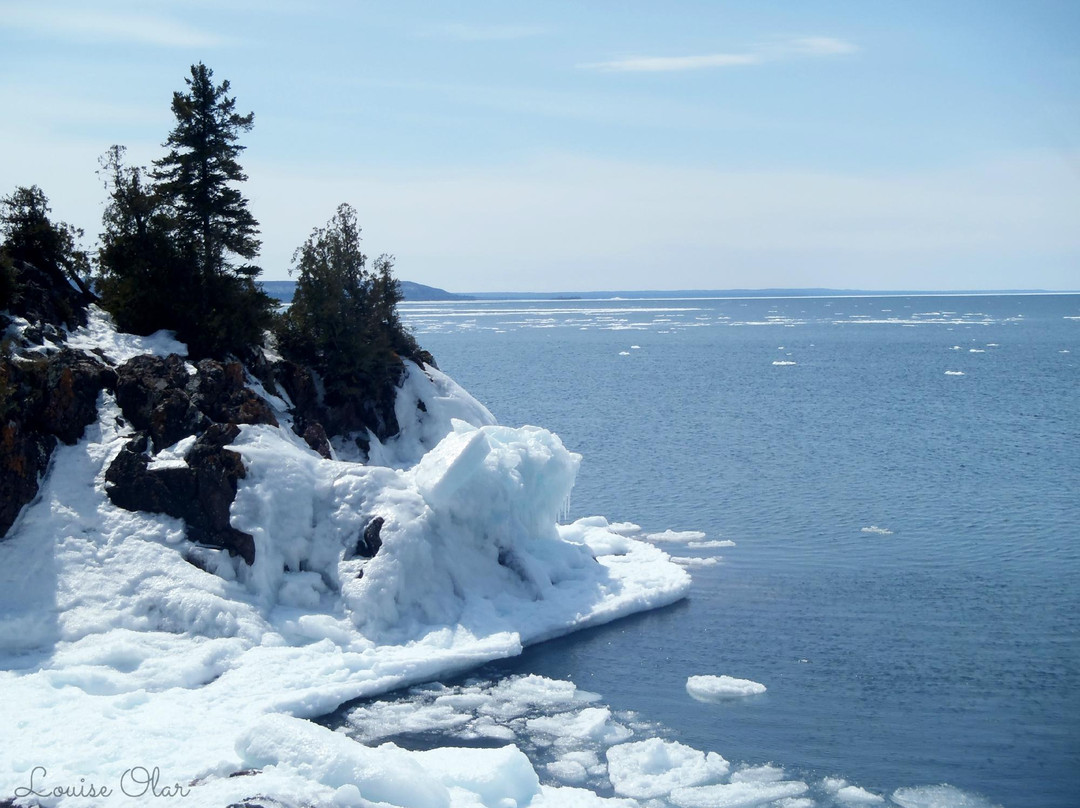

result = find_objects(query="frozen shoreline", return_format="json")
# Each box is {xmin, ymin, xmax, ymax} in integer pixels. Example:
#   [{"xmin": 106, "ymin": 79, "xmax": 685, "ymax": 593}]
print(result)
[{"xmin": 0, "ymin": 311, "xmax": 691, "ymax": 807}]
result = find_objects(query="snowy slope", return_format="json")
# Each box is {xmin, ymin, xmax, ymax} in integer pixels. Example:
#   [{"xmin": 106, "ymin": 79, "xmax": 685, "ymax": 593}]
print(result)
[{"xmin": 0, "ymin": 309, "xmax": 690, "ymax": 807}]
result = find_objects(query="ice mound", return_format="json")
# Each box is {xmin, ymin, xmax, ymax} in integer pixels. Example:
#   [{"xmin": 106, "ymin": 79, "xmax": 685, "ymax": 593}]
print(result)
[
  {"xmin": 606, "ymin": 738, "xmax": 730, "ymax": 799},
  {"xmin": 686, "ymin": 675, "xmax": 767, "ymax": 701}
]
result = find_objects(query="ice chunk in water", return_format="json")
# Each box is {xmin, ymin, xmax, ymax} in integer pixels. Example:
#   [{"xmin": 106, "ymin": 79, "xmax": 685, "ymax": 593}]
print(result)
[
  {"xmin": 605, "ymin": 738, "xmax": 729, "ymax": 799},
  {"xmin": 668, "ymin": 779, "xmax": 809, "ymax": 807},
  {"xmin": 892, "ymin": 784, "xmax": 1002, "ymax": 808},
  {"xmin": 686, "ymin": 675, "xmax": 767, "ymax": 701}
]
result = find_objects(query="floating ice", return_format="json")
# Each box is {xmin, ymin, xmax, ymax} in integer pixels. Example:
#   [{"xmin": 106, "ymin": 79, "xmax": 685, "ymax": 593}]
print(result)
[
  {"xmin": 688, "ymin": 540, "xmax": 736, "ymax": 549},
  {"xmin": 668, "ymin": 779, "xmax": 809, "ymax": 807},
  {"xmin": 836, "ymin": 784, "xmax": 886, "ymax": 803},
  {"xmin": 646, "ymin": 529, "xmax": 708, "ymax": 543},
  {"xmin": 606, "ymin": 738, "xmax": 730, "ymax": 799},
  {"xmin": 671, "ymin": 556, "xmax": 721, "ymax": 567},
  {"xmin": 686, "ymin": 675, "xmax": 767, "ymax": 701},
  {"xmin": 730, "ymin": 764, "xmax": 785, "ymax": 783},
  {"xmin": 892, "ymin": 784, "xmax": 1002, "ymax": 808},
  {"xmin": 945, "ymin": 371, "xmax": 965, "ymax": 376},
  {"xmin": 860, "ymin": 526, "xmax": 893, "ymax": 536},
  {"xmin": 968, "ymin": 349, "xmax": 985, "ymax": 353},
  {"xmin": 772, "ymin": 360, "xmax": 797, "ymax": 366},
  {"xmin": 619, "ymin": 351, "xmax": 631, "ymax": 356}
]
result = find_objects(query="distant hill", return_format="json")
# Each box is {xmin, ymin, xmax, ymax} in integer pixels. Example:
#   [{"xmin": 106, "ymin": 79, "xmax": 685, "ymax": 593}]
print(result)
[{"xmin": 259, "ymin": 280, "xmax": 470, "ymax": 304}]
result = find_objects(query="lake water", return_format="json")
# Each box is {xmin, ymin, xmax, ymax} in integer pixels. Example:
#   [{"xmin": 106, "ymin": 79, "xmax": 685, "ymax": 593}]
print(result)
[{"xmin": 360, "ymin": 294, "xmax": 1080, "ymax": 807}]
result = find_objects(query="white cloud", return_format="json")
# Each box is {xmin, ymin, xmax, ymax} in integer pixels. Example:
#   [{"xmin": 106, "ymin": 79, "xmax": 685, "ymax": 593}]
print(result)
[
  {"xmin": 420, "ymin": 23, "xmax": 549, "ymax": 42},
  {"xmin": 583, "ymin": 35, "xmax": 858, "ymax": 73},
  {"xmin": 1, "ymin": 3, "xmax": 231, "ymax": 48}
]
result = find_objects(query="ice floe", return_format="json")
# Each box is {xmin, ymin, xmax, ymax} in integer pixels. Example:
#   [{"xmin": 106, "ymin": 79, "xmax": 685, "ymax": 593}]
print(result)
[
  {"xmin": 646, "ymin": 529, "xmax": 709, "ymax": 543},
  {"xmin": 606, "ymin": 738, "xmax": 730, "ymax": 799},
  {"xmin": 686, "ymin": 675, "xmax": 767, "ymax": 701},
  {"xmin": 671, "ymin": 556, "xmax": 721, "ymax": 567}
]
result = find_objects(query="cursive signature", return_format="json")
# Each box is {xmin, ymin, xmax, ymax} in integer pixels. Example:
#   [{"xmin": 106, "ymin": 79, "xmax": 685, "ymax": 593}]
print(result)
[{"xmin": 14, "ymin": 765, "xmax": 191, "ymax": 799}]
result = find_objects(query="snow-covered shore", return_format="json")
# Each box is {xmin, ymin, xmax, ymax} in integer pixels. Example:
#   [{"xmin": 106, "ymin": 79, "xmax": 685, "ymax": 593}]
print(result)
[{"xmin": 0, "ymin": 310, "xmax": 690, "ymax": 807}]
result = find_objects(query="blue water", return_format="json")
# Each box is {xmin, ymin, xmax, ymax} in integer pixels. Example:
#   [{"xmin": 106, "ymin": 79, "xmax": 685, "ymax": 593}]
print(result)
[{"xmin": 399, "ymin": 294, "xmax": 1080, "ymax": 807}]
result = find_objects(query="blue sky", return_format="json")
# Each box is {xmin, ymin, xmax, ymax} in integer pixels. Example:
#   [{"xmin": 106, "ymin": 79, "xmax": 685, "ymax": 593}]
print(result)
[{"xmin": 2, "ymin": 1, "xmax": 1077, "ymax": 291}]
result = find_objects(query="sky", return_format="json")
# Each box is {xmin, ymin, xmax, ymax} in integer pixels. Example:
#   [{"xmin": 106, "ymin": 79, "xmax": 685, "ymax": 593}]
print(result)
[{"xmin": 1, "ymin": 0, "xmax": 1078, "ymax": 292}]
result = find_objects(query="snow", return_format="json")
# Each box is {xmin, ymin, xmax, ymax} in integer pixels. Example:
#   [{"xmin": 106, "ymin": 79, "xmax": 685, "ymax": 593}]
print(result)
[
  {"xmin": 686, "ymin": 675, "xmax": 767, "ymax": 701},
  {"xmin": 65, "ymin": 304, "xmax": 188, "ymax": 362},
  {"xmin": 0, "ymin": 312, "xmax": 697, "ymax": 807}
]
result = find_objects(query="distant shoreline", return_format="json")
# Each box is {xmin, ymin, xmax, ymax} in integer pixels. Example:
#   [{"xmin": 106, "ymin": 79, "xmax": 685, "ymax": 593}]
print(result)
[{"xmin": 260, "ymin": 280, "xmax": 1079, "ymax": 304}]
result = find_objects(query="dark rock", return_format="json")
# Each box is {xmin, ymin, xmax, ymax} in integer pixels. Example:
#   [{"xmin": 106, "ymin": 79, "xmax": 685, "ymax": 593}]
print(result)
[
  {"xmin": 1, "ymin": 348, "xmax": 113, "ymax": 537},
  {"xmin": 149, "ymin": 388, "xmax": 209, "ymax": 452},
  {"xmin": 301, "ymin": 422, "xmax": 332, "ymax": 459},
  {"xmin": 105, "ymin": 423, "xmax": 255, "ymax": 564},
  {"xmin": 115, "ymin": 354, "xmax": 276, "ymax": 452},
  {"xmin": 269, "ymin": 358, "xmax": 400, "ymax": 444},
  {"xmin": 2, "ymin": 257, "xmax": 94, "ymax": 333},
  {"xmin": 114, "ymin": 354, "xmax": 190, "ymax": 436},
  {"xmin": 0, "ymin": 420, "xmax": 55, "ymax": 539},
  {"xmin": 356, "ymin": 516, "xmax": 383, "ymax": 558}
]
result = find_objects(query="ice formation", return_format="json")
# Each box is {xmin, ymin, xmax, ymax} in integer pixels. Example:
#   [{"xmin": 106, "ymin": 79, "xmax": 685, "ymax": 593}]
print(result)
[
  {"xmin": 0, "ymin": 312, "xmax": 691, "ymax": 806},
  {"xmin": 686, "ymin": 675, "xmax": 768, "ymax": 701}
]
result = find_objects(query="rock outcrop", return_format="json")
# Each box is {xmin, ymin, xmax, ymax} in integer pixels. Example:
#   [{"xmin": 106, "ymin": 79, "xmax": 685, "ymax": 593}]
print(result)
[
  {"xmin": 105, "ymin": 425, "xmax": 255, "ymax": 564},
  {"xmin": 1, "ymin": 348, "xmax": 115, "ymax": 537}
]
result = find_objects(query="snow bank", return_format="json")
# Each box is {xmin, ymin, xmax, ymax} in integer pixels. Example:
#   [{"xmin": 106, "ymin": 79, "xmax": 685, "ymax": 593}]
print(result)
[
  {"xmin": 686, "ymin": 675, "xmax": 767, "ymax": 701},
  {"xmin": 0, "ymin": 315, "xmax": 691, "ymax": 806}
]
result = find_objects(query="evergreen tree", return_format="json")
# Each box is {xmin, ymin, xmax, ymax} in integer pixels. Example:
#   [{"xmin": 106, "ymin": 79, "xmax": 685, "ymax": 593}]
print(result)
[
  {"xmin": 96, "ymin": 64, "xmax": 272, "ymax": 358},
  {"xmin": 96, "ymin": 146, "xmax": 193, "ymax": 337},
  {"xmin": 276, "ymin": 204, "xmax": 421, "ymax": 403},
  {"xmin": 153, "ymin": 62, "xmax": 260, "ymax": 280},
  {"xmin": 1, "ymin": 185, "xmax": 91, "ymax": 294}
]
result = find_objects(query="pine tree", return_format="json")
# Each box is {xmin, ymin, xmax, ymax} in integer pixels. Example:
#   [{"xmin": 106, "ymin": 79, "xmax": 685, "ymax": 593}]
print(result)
[
  {"xmin": 153, "ymin": 62, "xmax": 260, "ymax": 280},
  {"xmin": 95, "ymin": 64, "xmax": 272, "ymax": 358}
]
